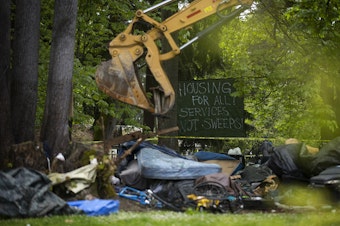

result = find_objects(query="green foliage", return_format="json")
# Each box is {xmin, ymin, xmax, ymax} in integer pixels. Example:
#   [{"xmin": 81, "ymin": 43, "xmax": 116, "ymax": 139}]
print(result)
[
  {"xmin": 72, "ymin": 59, "xmax": 98, "ymax": 125},
  {"xmin": 36, "ymin": 0, "xmax": 54, "ymax": 126},
  {"xmin": 179, "ymin": 14, "xmax": 229, "ymax": 80},
  {"xmin": 284, "ymin": 0, "xmax": 340, "ymax": 40},
  {"xmin": 216, "ymin": 6, "xmax": 338, "ymax": 140}
]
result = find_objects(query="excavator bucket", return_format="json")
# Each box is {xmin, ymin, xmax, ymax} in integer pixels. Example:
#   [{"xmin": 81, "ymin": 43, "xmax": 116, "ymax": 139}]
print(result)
[
  {"xmin": 95, "ymin": 0, "xmax": 252, "ymax": 115},
  {"xmin": 95, "ymin": 53, "xmax": 155, "ymax": 113}
]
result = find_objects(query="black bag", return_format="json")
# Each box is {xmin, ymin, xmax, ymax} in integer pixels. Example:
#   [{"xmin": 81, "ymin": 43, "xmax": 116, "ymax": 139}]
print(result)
[
  {"xmin": 309, "ymin": 137, "xmax": 340, "ymax": 176},
  {"xmin": 150, "ymin": 180, "xmax": 195, "ymax": 211},
  {"xmin": 266, "ymin": 143, "xmax": 308, "ymax": 182}
]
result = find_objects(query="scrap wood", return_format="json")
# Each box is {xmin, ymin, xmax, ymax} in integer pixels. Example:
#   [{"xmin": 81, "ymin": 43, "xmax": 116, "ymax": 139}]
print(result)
[
  {"xmin": 104, "ymin": 126, "xmax": 179, "ymax": 165},
  {"xmin": 104, "ymin": 131, "xmax": 144, "ymax": 152},
  {"xmin": 115, "ymin": 137, "xmax": 144, "ymax": 166},
  {"xmin": 104, "ymin": 126, "xmax": 179, "ymax": 151},
  {"xmin": 154, "ymin": 126, "xmax": 179, "ymax": 136}
]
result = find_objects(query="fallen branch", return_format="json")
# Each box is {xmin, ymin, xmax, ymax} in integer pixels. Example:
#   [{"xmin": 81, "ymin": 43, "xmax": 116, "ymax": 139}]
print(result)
[
  {"xmin": 104, "ymin": 126, "xmax": 179, "ymax": 166},
  {"xmin": 114, "ymin": 137, "xmax": 144, "ymax": 166}
]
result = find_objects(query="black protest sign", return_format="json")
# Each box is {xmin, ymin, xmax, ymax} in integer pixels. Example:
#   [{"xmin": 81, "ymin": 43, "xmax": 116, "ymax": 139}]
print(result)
[{"xmin": 177, "ymin": 79, "xmax": 245, "ymax": 137}]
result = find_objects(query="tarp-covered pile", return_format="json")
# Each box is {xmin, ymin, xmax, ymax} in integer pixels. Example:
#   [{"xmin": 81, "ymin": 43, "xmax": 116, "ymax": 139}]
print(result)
[
  {"xmin": 0, "ymin": 168, "xmax": 80, "ymax": 218},
  {"xmin": 115, "ymin": 137, "xmax": 340, "ymax": 211},
  {"xmin": 115, "ymin": 140, "xmax": 280, "ymax": 212},
  {"xmin": 117, "ymin": 141, "xmax": 242, "ymax": 190},
  {"xmin": 266, "ymin": 137, "xmax": 340, "ymax": 180}
]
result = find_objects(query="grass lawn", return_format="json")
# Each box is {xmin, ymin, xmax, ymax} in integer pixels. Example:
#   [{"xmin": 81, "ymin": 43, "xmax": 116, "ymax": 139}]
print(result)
[{"xmin": 1, "ymin": 210, "xmax": 340, "ymax": 226}]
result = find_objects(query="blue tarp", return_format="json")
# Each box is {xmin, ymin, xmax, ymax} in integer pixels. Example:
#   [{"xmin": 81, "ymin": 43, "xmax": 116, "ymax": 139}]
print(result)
[
  {"xmin": 137, "ymin": 147, "xmax": 221, "ymax": 180},
  {"xmin": 194, "ymin": 150, "xmax": 236, "ymax": 161},
  {"xmin": 118, "ymin": 141, "xmax": 227, "ymax": 180},
  {"xmin": 119, "ymin": 140, "xmax": 187, "ymax": 159},
  {"xmin": 67, "ymin": 199, "xmax": 119, "ymax": 216}
]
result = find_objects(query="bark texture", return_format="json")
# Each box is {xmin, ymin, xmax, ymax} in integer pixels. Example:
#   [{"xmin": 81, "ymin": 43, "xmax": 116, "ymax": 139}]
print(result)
[
  {"xmin": 40, "ymin": 0, "xmax": 78, "ymax": 157},
  {"xmin": 11, "ymin": 0, "xmax": 41, "ymax": 143}
]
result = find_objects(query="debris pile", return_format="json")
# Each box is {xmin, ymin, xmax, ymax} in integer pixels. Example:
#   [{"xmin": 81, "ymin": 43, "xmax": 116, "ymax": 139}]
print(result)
[
  {"xmin": 112, "ymin": 137, "xmax": 340, "ymax": 213},
  {"xmin": 1, "ymin": 134, "xmax": 340, "ymax": 218}
]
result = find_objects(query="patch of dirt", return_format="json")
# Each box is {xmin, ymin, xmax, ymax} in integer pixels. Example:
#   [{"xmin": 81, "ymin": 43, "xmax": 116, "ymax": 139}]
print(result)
[{"xmin": 117, "ymin": 196, "xmax": 153, "ymax": 212}]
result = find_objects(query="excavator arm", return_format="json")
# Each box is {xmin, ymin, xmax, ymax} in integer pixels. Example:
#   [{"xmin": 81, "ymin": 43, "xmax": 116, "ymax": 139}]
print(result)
[{"xmin": 96, "ymin": 0, "xmax": 253, "ymax": 115}]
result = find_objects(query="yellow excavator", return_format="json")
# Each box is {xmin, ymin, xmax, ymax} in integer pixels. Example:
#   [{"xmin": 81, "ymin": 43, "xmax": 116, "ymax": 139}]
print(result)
[{"xmin": 95, "ymin": 0, "xmax": 253, "ymax": 115}]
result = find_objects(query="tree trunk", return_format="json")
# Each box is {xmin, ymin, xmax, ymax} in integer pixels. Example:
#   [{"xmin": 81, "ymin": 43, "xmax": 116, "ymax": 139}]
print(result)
[
  {"xmin": 143, "ymin": 67, "xmax": 156, "ymax": 131},
  {"xmin": 40, "ymin": 0, "xmax": 78, "ymax": 158},
  {"xmin": 157, "ymin": 9, "xmax": 179, "ymax": 151},
  {"xmin": 11, "ymin": 0, "xmax": 41, "ymax": 143},
  {"xmin": 0, "ymin": 0, "xmax": 13, "ymax": 169}
]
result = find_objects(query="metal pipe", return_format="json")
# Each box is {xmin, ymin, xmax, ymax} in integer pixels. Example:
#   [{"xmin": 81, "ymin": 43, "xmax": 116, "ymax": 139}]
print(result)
[
  {"xmin": 180, "ymin": 37, "xmax": 198, "ymax": 50},
  {"xmin": 143, "ymin": 0, "xmax": 177, "ymax": 13},
  {"xmin": 180, "ymin": 6, "xmax": 247, "ymax": 50}
]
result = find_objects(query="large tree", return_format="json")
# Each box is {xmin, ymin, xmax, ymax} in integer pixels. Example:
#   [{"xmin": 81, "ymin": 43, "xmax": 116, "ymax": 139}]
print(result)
[
  {"xmin": 40, "ymin": 0, "xmax": 78, "ymax": 158},
  {"xmin": 11, "ymin": 0, "xmax": 41, "ymax": 144},
  {"xmin": 0, "ymin": 0, "xmax": 12, "ymax": 168},
  {"xmin": 157, "ymin": 8, "xmax": 179, "ymax": 150},
  {"xmin": 0, "ymin": 0, "xmax": 41, "ymax": 170}
]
